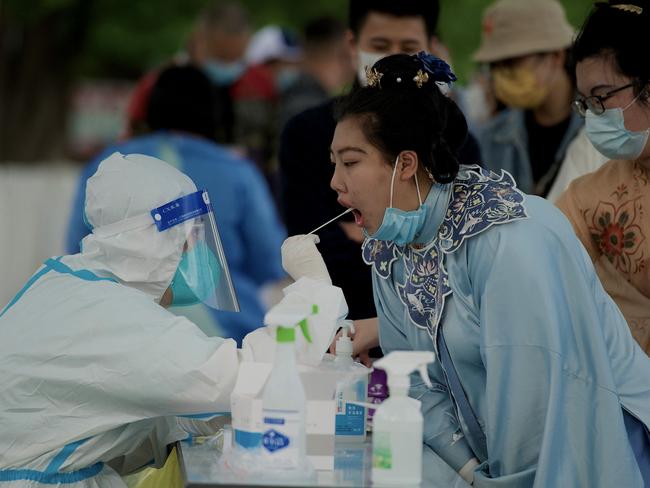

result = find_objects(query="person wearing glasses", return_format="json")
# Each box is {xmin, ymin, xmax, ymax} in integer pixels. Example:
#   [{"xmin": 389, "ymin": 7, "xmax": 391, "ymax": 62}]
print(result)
[{"xmin": 556, "ymin": 0, "xmax": 650, "ymax": 356}]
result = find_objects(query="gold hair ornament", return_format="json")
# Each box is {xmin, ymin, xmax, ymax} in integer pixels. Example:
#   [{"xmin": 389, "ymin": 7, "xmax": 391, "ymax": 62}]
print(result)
[
  {"xmin": 413, "ymin": 70, "xmax": 430, "ymax": 88},
  {"xmin": 365, "ymin": 66, "xmax": 384, "ymax": 87},
  {"xmin": 612, "ymin": 4, "xmax": 643, "ymax": 14}
]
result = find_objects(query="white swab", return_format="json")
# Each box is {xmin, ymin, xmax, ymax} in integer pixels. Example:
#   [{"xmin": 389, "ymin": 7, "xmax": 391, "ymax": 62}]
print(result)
[{"xmin": 307, "ymin": 208, "xmax": 353, "ymax": 235}]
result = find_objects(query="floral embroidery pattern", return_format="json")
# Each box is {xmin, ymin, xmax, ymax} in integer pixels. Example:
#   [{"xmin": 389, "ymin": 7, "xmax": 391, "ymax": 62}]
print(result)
[
  {"xmin": 361, "ymin": 239, "xmax": 399, "ymax": 279},
  {"xmin": 396, "ymin": 245, "xmax": 452, "ymax": 338},
  {"xmin": 363, "ymin": 166, "xmax": 528, "ymax": 338},
  {"xmin": 612, "ymin": 183, "xmax": 629, "ymax": 200},
  {"xmin": 589, "ymin": 198, "xmax": 646, "ymax": 274},
  {"xmin": 439, "ymin": 167, "xmax": 528, "ymax": 252}
]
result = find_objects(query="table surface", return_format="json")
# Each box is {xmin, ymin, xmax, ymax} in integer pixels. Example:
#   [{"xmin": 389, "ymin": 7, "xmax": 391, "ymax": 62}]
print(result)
[
  {"xmin": 177, "ymin": 434, "xmax": 468, "ymax": 488},
  {"xmin": 177, "ymin": 436, "xmax": 373, "ymax": 488}
]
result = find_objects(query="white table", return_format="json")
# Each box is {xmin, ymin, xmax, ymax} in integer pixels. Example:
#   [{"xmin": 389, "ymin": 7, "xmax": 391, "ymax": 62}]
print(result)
[{"xmin": 177, "ymin": 435, "xmax": 468, "ymax": 487}]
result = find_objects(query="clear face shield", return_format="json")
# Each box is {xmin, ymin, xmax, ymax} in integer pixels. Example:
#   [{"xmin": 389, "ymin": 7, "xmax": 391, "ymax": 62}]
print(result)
[{"xmin": 152, "ymin": 190, "xmax": 239, "ymax": 312}]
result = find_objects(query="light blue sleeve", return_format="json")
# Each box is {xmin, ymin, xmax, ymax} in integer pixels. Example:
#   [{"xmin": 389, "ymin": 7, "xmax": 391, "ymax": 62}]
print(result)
[
  {"xmin": 374, "ymin": 273, "xmax": 476, "ymax": 475},
  {"xmin": 468, "ymin": 217, "xmax": 644, "ymax": 487},
  {"xmin": 239, "ymin": 163, "xmax": 286, "ymax": 285}
]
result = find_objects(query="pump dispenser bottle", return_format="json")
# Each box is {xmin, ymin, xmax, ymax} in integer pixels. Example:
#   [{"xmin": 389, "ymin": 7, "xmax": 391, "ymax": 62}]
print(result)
[
  {"xmin": 371, "ymin": 351, "xmax": 434, "ymax": 486},
  {"xmin": 331, "ymin": 320, "xmax": 370, "ymax": 443}
]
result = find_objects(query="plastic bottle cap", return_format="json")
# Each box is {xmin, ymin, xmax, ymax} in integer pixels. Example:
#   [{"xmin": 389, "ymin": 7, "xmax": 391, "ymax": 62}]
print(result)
[
  {"xmin": 277, "ymin": 327, "xmax": 295, "ymax": 343},
  {"xmin": 336, "ymin": 320, "xmax": 355, "ymax": 357},
  {"xmin": 336, "ymin": 335, "xmax": 353, "ymax": 356}
]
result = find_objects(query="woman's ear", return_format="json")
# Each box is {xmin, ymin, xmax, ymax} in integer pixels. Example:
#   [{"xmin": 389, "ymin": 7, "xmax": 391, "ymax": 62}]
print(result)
[{"xmin": 397, "ymin": 151, "xmax": 419, "ymax": 181}]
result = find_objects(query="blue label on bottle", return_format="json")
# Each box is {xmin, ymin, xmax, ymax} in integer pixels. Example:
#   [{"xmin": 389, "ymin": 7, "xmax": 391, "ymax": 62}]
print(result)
[
  {"xmin": 336, "ymin": 403, "xmax": 366, "ymax": 436},
  {"xmin": 263, "ymin": 417, "xmax": 285, "ymax": 425},
  {"xmin": 262, "ymin": 429, "xmax": 290, "ymax": 452},
  {"xmin": 234, "ymin": 429, "xmax": 262, "ymax": 449}
]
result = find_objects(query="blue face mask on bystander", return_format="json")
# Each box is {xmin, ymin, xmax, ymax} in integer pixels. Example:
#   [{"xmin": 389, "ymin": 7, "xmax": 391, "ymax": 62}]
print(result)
[
  {"xmin": 585, "ymin": 93, "xmax": 650, "ymax": 160},
  {"xmin": 203, "ymin": 60, "xmax": 246, "ymax": 87}
]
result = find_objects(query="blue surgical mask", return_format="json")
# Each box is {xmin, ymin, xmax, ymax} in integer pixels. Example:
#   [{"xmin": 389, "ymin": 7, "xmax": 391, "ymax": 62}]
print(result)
[
  {"xmin": 170, "ymin": 242, "xmax": 221, "ymax": 306},
  {"xmin": 585, "ymin": 95, "xmax": 650, "ymax": 160},
  {"xmin": 203, "ymin": 60, "xmax": 246, "ymax": 86},
  {"xmin": 365, "ymin": 156, "xmax": 427, "ymax": 246}
]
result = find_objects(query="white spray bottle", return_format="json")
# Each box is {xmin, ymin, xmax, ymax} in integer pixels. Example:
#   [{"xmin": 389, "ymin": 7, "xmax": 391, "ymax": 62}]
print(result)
[
  {"xmin": 371, "ymin": 351, "xmax": 434, "ymax": 486},
  {"xmin": 260, "ymin": 304, "xmax": 315, "ymax": 471}
]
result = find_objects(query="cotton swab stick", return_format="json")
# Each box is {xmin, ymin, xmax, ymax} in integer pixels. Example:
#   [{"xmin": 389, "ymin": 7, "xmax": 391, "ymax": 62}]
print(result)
[{"xmin": 307, "ymin": 208, "xmax": 353, "ymax": 235}]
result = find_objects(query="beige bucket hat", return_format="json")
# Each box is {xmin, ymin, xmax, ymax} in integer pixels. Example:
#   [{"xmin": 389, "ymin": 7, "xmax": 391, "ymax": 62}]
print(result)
[{"xmin": 473, "ymin": 0, "xmax": 574, "ymax": 64}]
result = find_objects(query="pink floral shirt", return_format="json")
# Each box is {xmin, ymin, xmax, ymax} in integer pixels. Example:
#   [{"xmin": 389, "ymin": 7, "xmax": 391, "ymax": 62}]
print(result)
[{"xmin": 557, "ymin": 159, "xmax": 650, "ymax": 354}]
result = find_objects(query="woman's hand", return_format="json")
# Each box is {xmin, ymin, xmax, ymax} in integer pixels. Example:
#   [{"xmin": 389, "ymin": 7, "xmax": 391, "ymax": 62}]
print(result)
[{"xmin": 330, "ymin": 317, "xmax": 379, "ymax": 366}]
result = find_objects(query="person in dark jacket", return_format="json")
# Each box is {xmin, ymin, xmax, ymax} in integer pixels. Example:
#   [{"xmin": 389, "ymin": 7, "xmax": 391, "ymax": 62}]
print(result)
[{"xmin": 279, "ymin": 0, "xmax": 481, "ymax": 327}]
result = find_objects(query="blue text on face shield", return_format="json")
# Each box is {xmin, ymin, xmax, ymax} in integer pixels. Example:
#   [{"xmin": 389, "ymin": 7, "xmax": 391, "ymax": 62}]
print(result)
[{"xmin": 170, "ymin": 242, "xmax": 222, "ymax": 306}]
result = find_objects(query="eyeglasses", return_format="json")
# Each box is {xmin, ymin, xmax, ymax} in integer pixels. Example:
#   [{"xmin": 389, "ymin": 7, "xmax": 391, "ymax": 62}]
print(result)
[{"xmin": 573, "ymin": 83, "xmax": 635, "ymax": 117}]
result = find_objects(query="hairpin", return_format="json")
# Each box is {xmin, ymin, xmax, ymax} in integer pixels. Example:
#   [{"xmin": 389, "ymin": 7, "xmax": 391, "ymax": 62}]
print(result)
[
  {"xmin": 365, "ymin": 66, "xmax": 383, "ymax": 87},
  {"xmin": 413, "ymin": 70, "xmax": 429, "ymax": 88},
  {"xmin": 612, "ymin": 4, "xmax": 643, "ymax": 14}
]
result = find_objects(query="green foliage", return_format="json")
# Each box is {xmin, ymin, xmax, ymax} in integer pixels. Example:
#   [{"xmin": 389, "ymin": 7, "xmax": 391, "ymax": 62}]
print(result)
[
  {"xmin": 79, "ymin": 0, "xmax": 206, "ymax": 77},
  {"xmin": 3, "ymin": 0, "xmax": 599, "ymax": 80}
]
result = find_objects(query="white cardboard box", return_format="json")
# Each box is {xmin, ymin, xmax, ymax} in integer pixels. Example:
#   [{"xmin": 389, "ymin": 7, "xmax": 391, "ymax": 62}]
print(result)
[{"xmin": 230, "ymin": 361, "xmax": 342, "ymax": 470}]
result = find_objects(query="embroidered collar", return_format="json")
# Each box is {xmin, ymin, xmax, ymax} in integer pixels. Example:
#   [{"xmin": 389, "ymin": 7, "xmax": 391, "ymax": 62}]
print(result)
[{"xmin": 362, "ymin": 166, "xmax": 528, "ymax": 338}]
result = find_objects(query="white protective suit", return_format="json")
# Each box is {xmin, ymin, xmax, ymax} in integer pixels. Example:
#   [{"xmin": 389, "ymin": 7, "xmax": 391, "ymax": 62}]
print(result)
[{"xmin": 0, "ymin": 153, "xmax": 242, "ymax": 487}]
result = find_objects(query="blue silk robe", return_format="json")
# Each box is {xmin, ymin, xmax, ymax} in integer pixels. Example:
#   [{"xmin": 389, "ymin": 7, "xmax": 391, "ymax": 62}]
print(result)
[{"xmin": 363, "ymin": 166, "xmax": 650, "ymax": 487}]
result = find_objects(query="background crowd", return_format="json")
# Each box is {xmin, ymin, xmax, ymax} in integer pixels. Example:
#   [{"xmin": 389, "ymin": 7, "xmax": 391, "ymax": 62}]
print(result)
[{"xmin": 1, "ymin": 0, "xmax": 646, "ymax": 356}]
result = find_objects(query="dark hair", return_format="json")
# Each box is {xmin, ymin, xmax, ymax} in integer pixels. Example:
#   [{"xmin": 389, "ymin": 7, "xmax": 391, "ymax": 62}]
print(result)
[
  {"xmin": 334, "ymin": 53, "xmax": 467, "ymax": 184},
  {"xmin": 303, "ymin": 16, "xmax": 346, "ymax": 54},
  {"xmin": 348, "ymin": 0, "xmax": 439, "ymax": 38},
  {"xmin": 571, "ymin": 1, "xmax": 650, "ymax": 97},
  {"xmin": 146, "ymin": 65, "xmax": 217, "ymax": 141}
]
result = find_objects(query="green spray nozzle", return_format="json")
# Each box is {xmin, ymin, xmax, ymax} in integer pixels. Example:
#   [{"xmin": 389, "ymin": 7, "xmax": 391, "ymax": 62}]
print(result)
[
  {"xmin": 274, "ymin": 303, "xmax": 317, "ymax": 344},
  {"xmin": 298, "ymin": 318, "xmax": 312, "ymax": 343}
]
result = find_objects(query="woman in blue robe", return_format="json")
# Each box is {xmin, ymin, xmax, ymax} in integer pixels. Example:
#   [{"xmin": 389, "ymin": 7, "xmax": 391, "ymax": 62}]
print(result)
[{"xmin": 285, "ymin": 52, "xmax": 650, "ymax": 486}]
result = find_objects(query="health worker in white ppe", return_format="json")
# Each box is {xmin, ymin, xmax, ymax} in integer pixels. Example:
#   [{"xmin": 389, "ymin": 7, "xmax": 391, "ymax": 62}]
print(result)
[{"xmin": 0, "ymin": 152, "xmax": 258, "ymax": 487}]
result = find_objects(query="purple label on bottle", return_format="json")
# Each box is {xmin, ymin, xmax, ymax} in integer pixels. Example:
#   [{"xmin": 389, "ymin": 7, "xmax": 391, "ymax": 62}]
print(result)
[{"xmin": 367, "ymin": 367, "xmax": 389, "ymax": 425}]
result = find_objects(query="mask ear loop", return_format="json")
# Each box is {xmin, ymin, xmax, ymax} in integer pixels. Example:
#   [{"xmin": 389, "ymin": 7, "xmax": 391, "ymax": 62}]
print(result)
[
  {"xmin": 388, "ymin": 156, "xmax": 399, "ymax": 208},
  {"xmin": 414, "ymin": 172, "xmax": 423, "ymax": 206},
  {"xmin": 623, "ymin": 89, "xmax": 644, "ymax": 111},
  {"xmin": 390, "ymin": 155, "xmax": 424, "ymax": 207}
]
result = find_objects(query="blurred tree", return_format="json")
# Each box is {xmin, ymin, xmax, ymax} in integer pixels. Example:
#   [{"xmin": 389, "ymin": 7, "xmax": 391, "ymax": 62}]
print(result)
[{"xmin": 1, "ymin": 0, "xmax": 91, "ymax": 162}]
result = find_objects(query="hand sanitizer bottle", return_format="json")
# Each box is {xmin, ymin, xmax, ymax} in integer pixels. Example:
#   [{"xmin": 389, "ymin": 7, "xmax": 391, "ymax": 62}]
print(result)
[
  {"xmin": 371, "ymin": 351, "xmax": 435, "ymax": 486},
  {"xmin": 332, "ymin": 321, "xmax": 370, "ymax": 443},
  {"xmin": 261, "ymin": 318, "xmax": 312, "ymax": 470}
]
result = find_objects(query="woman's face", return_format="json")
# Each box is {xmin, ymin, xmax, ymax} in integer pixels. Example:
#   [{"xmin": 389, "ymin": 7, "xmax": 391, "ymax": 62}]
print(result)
[
  {"xmin": 576, "ymin": 55, "xmax": 650, "ymax": 135},
  {"xmin": 330, "ymin": 116, "xmax": 394, "ymax": 235}
]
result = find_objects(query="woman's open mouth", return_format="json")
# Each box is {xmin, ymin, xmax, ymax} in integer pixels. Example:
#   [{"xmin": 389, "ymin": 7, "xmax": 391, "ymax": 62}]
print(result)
[
  {"xmin": 351, "ymin": 209, "xmax": 364, "ymax": 227},
  {"xmin": 338, "ymin": 199, "xmax": 364, "ymax": 227}
]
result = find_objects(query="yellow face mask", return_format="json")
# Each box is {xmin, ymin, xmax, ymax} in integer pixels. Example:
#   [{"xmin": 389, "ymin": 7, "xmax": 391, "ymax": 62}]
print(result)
[{"xmin": 492, "ymin": 65, "xmax": 549, "ymax": 109}]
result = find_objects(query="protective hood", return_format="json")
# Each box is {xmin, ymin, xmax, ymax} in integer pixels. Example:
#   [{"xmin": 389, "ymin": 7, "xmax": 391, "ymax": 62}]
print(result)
[{"xmin": 80, "ymin": 152, "xmax": 197, "ymax": 302}]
